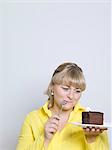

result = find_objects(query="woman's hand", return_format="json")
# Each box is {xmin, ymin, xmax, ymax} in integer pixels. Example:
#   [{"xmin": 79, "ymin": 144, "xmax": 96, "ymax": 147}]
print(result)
[
  {"xmin": 44, "ymin": 115, "xmax": 60, "ymax": 147},
  {"xmin": 83, "ymin": 126, "xmax": 107, "ymax": 143}
]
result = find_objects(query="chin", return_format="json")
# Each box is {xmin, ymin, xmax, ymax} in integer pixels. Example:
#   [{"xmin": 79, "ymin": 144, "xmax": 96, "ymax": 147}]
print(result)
[{"xmin": 63, "ymin": 105, "xmax": 74, "ymax": 111}]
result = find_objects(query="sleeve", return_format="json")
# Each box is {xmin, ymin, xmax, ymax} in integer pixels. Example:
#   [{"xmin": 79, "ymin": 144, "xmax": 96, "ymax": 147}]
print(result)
[
  {"xmin": 85, "ymin": 131, "xmax": 110, "ymax": 150},
  {"xmin": 16, "ymin": 114, "xmax": 45, "ymax": 150}
]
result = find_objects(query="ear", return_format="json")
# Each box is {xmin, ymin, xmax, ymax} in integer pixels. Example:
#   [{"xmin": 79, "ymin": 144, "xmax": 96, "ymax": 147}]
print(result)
[
  {"xmin": 51, "ymin": 86, "xmax": 54, "ymax": 96},
  {"xmin": 50, "ymin": 84, "xmax": 54, "ymax": 92},
  {"xmin": 51, "ymin": 91, "xmax": 54, "ymax": 96}
]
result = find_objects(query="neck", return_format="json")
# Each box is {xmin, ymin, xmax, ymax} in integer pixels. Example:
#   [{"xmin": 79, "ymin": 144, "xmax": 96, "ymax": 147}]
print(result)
[{"xmin": 51, "ymin": 104, "xmax": 73, "ymax": 118}]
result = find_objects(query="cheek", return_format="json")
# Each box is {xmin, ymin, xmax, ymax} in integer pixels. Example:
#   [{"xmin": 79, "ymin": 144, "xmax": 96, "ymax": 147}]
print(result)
[
  {"xmin": 54, "ymin": 88, "xmax": 65, "ymax": 97},
  {"xmin": 74, "ymin": 93, "xmax": 81, "ymax": 100},
  {"xmin": 53, "ymin": 90, "xmax": 63, "ymax": 99}
]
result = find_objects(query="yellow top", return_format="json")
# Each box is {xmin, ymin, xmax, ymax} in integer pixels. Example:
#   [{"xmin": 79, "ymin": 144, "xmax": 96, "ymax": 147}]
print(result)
[{"xmin": 16, "ymin": 101, "xmax": 110, "ymax": 150}]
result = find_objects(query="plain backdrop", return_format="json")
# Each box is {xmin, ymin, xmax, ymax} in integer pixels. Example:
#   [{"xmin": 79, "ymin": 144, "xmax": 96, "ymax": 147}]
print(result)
[{"xmin": 0, "ymin": 0, "xmax": 111, "ymax": 150}]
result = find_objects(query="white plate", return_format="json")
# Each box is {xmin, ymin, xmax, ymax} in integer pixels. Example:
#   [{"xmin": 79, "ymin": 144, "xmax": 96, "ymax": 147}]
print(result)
[{"xmin": 69, "ymin": 122, "xmax": 112, "ymax": 128}]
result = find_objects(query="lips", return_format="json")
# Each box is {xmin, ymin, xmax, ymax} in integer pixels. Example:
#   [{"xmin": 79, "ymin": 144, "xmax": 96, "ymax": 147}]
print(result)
[
  {"xmin": 63, "ymin": 100, "xmax": 67, "ymax": 105},
  {"xmin": 62, "ymin": 100, "xmax": 72, "ymax": 104}
]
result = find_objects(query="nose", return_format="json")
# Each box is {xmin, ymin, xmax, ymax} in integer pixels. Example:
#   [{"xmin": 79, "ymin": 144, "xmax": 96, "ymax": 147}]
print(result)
[{"xmin": 67, "ymin": 90, "xmax": 74, "ymax": 100}]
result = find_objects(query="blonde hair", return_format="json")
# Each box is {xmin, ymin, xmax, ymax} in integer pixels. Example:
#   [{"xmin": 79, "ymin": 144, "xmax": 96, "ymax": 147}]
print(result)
[{"xmin": 45, "ymin": 62, "xmax": 86, "ymax": 108}]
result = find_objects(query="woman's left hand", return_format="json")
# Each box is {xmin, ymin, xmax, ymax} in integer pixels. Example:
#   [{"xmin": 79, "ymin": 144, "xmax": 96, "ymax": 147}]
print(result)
[{"xmin": 83, "ymin": 126, "xmax": 107, "ymax": 143}]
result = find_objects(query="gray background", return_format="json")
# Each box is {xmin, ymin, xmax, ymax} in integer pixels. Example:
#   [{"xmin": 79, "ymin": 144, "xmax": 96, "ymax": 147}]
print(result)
[{"xmin": 0, "ymin": 0, "xmax": 111, "ymax": 150}]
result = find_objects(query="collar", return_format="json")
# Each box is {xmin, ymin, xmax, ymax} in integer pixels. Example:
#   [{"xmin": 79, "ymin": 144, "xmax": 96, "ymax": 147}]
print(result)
[
  {"xmin": 42, "ymin": 101, "xmax": 52, "ymax": 118},
  {"xmin": 42, "ymin": 100, "xmax": 85, "ymax": 118},
  {"xmin": 73, "ymin": 102, "xmax": 85, "ymax": 112}
]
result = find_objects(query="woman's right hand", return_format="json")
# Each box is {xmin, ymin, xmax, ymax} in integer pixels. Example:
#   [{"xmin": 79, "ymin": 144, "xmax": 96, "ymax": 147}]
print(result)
[{"xmin": 44, "ymin": 115, "xmax": 60, "ymax": 141}]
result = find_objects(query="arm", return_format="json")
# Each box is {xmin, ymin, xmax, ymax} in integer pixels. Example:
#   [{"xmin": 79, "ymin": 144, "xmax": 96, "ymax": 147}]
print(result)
[
  {"xmin": 84, "ymin": 129, "xmax": 110, "ymax": 150},
  {"xmin": 44, "ymin": 115, "xmax": 60, "ymax": 149},
  {"xmin": 16, "ymin": 114, "xmax": 45, "ymax": 150}
]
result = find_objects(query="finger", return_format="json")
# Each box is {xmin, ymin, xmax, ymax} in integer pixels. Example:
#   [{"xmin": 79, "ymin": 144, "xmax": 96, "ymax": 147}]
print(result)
[
  {"xmin": 52, "ymin": 115, "xmax": 60, "ymax": 121},
  {"xmin": 100, "ymin": 128, "xmax": 107, "ymax": 133},
  {"xmin": 85, "ymin": 127, "xmax": 90, "ymax": 132},
  {"xmin": 52, "ymin": 117, "xmax": 60, "ymax": 123},
  {"xmin": 49, "ymin": 127, "xmax": 57, "ymax": 134},
  {"xmin": 49, "ymin": 123, "xmax": 58, "ymax": 130},
  {"xmin": 48, "ymin": 117, "xmax": 59, "ymax": 124},
  {"xmin": 91, "ymin": 127, "xmax": 96, "ymax": 132},
  {"xmin": 101, "ymin": 127, "xmax": 108, "ymax": 131},
  {"xmin": 49, "ymin": 116, "xmax": 60, "ymax": 125},
  {"xmin": 95, "ymin": 128, "xmax": 100, "ymax": 132}
]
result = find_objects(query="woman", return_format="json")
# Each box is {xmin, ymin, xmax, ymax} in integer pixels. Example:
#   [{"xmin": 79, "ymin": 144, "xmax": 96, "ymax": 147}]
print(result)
[{"xmin": 16, "ymin": 62, "xmax": 109, "ymax": 150}]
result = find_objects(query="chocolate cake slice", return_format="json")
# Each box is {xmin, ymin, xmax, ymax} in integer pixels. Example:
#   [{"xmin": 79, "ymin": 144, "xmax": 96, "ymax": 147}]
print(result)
[{"xmin": 82, "ymin": 111, "xmax": 104, "ymax": 125}]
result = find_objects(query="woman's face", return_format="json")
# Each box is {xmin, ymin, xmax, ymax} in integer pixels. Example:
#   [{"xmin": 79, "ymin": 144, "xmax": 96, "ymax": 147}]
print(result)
[{"xmin": 52, "ymin": 84, "xmax": 82, "ymax": 111}]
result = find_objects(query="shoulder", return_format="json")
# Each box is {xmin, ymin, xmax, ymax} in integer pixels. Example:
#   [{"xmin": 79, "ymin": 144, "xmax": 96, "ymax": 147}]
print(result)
[
  {"xmin": 24, "ymin": 101, "xmax": 50, "ymax": 123},
  {"xmin": 24, "ymin": 107, "xmax": 44, "ymax": 124},
  {"xmin": 74, "ymin": 102, "xmax": 86, "ymax": 113}
]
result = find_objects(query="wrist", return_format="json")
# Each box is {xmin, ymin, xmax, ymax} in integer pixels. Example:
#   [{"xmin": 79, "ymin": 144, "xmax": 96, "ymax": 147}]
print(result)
[
  {"xmin": 44, "ymin": 138, "xmax": 50, "ymax": 149},
  {"xmin": 85, "ymin": 135, "xmax": 97, "ymax": 143}
]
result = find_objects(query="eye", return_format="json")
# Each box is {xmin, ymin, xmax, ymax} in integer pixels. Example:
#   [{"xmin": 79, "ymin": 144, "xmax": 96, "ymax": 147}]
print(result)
[
  {"xmin": 75, "ymin": 89, "xmax": 81, "ymax": 93},
  {"xmin": 61, "ymin": 86, "xmax": 69, "ymax": 91}
]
